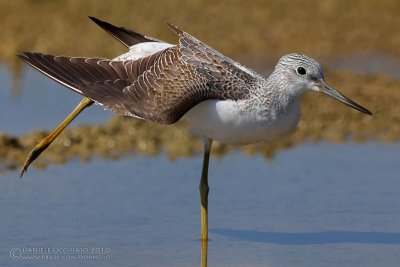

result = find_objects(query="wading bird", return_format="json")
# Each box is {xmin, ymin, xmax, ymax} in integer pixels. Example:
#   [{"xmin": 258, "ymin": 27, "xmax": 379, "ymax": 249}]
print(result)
[{"xmin": 18, "ymin": 17, "xmax": 372, "ymax": 241}]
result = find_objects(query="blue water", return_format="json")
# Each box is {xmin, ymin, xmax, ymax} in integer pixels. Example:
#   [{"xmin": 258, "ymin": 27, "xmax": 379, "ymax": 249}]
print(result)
[
  {"xmin": 1, "ymin": 142, "xmax": 400, "ymax": 267},
  {"xmin": 0, "ymin": 65, "xmax": 111, "ymax": 135},
  {"xmin": 330, "ymin": 53, "xmax": 400, "ymax": 80}
]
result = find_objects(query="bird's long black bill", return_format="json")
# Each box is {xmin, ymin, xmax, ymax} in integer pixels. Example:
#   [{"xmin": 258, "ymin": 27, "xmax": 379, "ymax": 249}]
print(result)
[{"xmin": 321, "ymin": 84, "xmax": 372, "ymax": 115}]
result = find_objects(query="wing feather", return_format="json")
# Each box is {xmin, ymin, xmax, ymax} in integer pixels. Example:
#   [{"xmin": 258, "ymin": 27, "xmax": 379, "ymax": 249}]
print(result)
[
  {"xmin": 89, "ymin": 16, "xmax": 161, "ymax": 47},
  {"xmin": 18, "ymin": 24, "xmax": 265, "ymax": 124}
]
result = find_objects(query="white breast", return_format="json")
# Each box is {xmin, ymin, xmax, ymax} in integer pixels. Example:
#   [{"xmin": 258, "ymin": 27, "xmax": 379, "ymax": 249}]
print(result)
[{"xmin": 184, "ymin": 99, "xmax": 301, "ymax": 145}]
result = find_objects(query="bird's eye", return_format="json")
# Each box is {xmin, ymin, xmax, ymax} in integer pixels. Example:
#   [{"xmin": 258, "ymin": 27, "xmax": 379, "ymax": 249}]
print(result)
[{"xmin": 296, "ymin": 67, "xmax": 306, "ymax": 75}]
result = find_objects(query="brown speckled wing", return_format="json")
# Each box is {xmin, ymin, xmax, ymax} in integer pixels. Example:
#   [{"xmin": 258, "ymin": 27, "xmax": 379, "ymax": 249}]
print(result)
[{"xmin": 18, "ymin": 24, "xmax": 262, "ymax": 124}]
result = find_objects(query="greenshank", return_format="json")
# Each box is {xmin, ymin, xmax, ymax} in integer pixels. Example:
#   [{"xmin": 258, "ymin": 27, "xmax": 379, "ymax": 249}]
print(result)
[{"xmin": 18, "ymin": 17, "xmax": 372, "ymax": 241}]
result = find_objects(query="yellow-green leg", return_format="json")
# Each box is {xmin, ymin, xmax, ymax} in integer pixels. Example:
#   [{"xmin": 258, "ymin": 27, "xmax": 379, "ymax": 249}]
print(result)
[
  {"xmin": 19, "ymin": 97, "xmax": 93, "ymax": 177},
  {"xmin": 200, "ymin": 138, "xmax": 213, "ymax": 241}
]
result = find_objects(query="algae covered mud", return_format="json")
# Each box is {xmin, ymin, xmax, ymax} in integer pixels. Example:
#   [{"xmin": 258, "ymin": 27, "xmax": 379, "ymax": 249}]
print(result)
[{"xmin": 0, "ymin": 0, "xmax": 399, "ymax": 173}]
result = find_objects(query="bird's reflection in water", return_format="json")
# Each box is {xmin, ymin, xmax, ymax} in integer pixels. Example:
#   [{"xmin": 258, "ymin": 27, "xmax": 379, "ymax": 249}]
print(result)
[{"xmin": 201, "ymin": 240, "xmax": 208, "ymax": 267}]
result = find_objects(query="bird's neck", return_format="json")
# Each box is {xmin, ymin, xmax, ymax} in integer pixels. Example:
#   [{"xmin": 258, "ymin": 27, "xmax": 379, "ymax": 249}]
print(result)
[{"xmin": 256, "ymin": 73, "xmax": 299, "ymax": 117}]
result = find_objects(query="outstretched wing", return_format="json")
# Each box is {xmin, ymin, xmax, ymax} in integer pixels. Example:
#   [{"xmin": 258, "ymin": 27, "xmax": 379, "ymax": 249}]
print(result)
[{"xmin": 18, "ymin": 24, "xmax": 263, "ymax": 124}]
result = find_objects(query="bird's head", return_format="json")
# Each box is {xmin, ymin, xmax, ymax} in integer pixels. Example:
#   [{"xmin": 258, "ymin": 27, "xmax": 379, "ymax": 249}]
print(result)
[{"xmin": 273, "ymin": 53, "xmax": 372, "ymax": 115}]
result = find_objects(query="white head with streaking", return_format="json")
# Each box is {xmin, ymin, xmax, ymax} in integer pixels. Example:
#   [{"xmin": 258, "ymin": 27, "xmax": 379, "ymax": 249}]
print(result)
[{"xmin": 270, "ymin": 53, "xmax": 371, "ymax": 114}]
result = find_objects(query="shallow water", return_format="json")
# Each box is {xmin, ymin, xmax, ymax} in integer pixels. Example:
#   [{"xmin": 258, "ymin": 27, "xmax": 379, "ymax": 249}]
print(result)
[
  {"xmin": 0, "ymin": 65, "xmax": 111, "ymax": 135},
  {"xmin": 330, "ymin": 53, "xmax": 400, "ymax": 80},
  {"xmin": 1, "ymin": 142, "xmax": 400, "ymax": 266}
]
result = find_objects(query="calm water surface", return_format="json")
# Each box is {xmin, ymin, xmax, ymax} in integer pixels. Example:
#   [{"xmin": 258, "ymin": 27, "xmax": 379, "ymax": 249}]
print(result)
[
  {"xmin": 1, "ymin": 142, "xmax": 400, "ymax": 266},
  {"xmin": 0, "ymin": 65, "xmax": 111, "ymax": 135}
]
